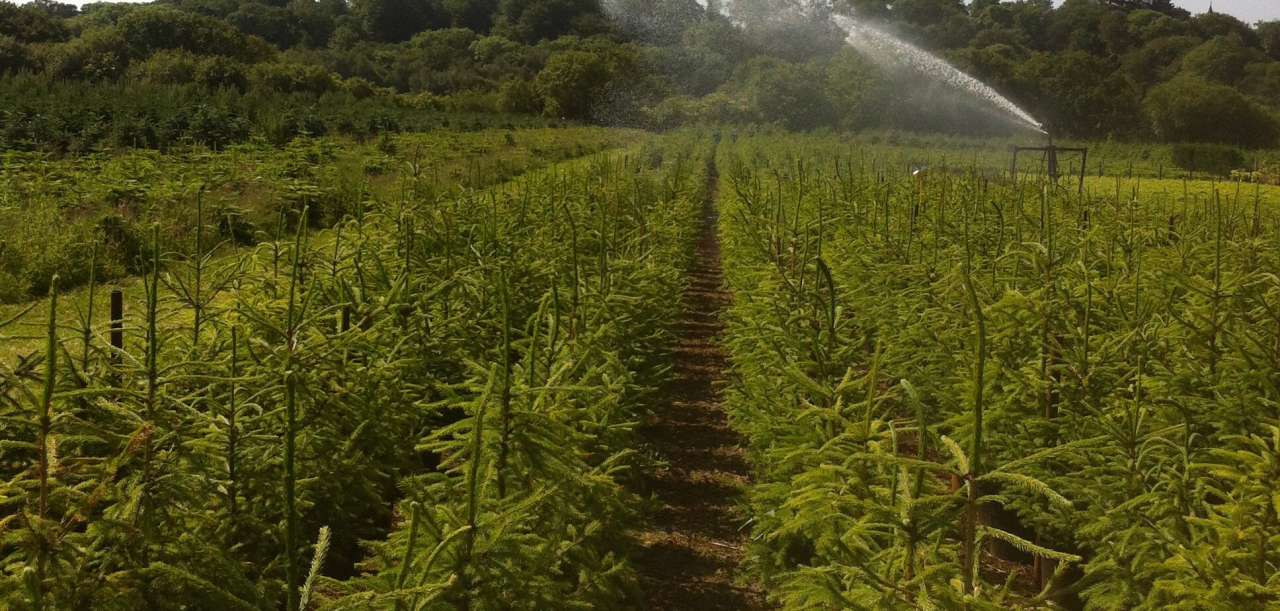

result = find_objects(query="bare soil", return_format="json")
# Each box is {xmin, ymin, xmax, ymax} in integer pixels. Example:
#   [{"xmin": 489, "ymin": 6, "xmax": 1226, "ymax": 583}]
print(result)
[{"xmin": 632, "ymin": 167, "xmax": 770, "ymax": 610}]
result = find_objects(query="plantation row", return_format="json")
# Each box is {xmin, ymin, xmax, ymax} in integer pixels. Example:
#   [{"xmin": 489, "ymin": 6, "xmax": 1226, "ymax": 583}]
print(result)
[
  {"xmin": 716, "ymin": 134, "xmax": 1280, "ymax": 609},
  {"xmin": 0, "ymin": 133, "xmax": 706, "ymax": 609},
  {"xmin": 6, "ymin": 129, "xmax": 1280, "ymax": 609},
  {"xmin": 0, "ymin": 126, "xmax": 633, "ymax": 306},
  {"xmin": 796, "ymin": 132, "xmax": 1280, "ymax": 186}
]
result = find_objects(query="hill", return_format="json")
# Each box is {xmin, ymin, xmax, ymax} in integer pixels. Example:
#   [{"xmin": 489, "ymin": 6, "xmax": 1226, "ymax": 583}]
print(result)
[{"xmin": 0, "ymin": 0, "xmax": 1278, "ymax": 147}]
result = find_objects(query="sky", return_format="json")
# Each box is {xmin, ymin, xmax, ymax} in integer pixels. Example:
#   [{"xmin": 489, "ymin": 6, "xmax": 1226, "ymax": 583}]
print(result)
[{"xmin": 1054, "ymin": 0, "xmax": 1280, "ymax": 23}]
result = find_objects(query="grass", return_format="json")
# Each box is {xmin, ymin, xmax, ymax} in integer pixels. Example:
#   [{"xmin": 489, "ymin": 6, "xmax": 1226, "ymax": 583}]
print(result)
[
  {"xmin": 0, "ymin": 126, "xmax": 639, "ymax": 304},
  {"xmin": 0, "ymin": 127, "xmax": 641, "ymax": 361}
]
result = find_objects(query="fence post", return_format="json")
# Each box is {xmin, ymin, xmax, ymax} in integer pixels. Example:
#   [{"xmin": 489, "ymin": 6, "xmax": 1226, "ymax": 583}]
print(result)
[{"xmin": 110, "ymin": 289, "xmax": 124, "ymax": 360}]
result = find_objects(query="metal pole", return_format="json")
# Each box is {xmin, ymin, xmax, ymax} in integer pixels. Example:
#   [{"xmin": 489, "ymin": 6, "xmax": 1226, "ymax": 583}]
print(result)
[
  {"xmin": 110, "ymin": 289, "xmax": 124, "ymax": 358},
  {"xmin": 1079, "ymin": 149, "xmax": 1088, "ymax": 195}
]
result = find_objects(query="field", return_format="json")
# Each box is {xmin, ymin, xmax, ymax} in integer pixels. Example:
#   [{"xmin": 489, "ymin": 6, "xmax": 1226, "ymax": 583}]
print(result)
[
  {"xmin": 3, "ymin": 128, "xmax": 1280, "ymax": 610},
  {"xmin": 716, "ymin": 132, "xmax": 1280, "ymax": 609},
  {"xmin": 0, "ymin": 127, "xmax": 634, "ymax": 305}
]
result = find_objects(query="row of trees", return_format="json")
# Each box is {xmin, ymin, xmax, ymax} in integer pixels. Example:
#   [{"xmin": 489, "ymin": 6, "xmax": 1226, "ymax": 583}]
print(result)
[
  {"xmin": 1, "ymin": 0, "xmax": 1279, "ymax": 146},
  {"xmin": 654, "ymin": 0, "xmax": 1280, "ymax": 143},
  {"xmin": 0, "ymin": 0, "xmax": 633, "ymax": 152}
]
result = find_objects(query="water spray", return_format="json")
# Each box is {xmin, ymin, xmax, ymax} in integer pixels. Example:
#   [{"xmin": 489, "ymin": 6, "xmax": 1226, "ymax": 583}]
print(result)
[
  {"xmin": 831, "ymin": 14, "xmax": 1045, "ymax": 135},
  {"xmin": 618, "ymin": 0, "xmax": 1049, "ymax": 136}
]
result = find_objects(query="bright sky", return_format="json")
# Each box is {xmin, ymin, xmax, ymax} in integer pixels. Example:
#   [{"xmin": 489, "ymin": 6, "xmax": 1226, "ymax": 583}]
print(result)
[{"xmin": 1054, "ymin": 0, "xmax": 1280, "ymax": 23}]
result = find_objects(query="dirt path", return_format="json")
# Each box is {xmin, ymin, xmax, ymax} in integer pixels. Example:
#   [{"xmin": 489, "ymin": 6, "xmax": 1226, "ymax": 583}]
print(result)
[{"xmin": 632, "ymin": 164, "xmax": 769, "ymax": 610}]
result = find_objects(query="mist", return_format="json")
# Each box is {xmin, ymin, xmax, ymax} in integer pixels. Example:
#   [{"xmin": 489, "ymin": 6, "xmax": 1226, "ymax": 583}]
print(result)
[{"xmin": 603, "ymin": 0, "xmax": 1046, "ymax": 136}]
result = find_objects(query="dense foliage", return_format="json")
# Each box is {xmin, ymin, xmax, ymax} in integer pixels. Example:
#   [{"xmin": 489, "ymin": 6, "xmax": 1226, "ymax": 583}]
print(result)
[
  {"xmin": 716, "ymin": 131, "xmax": 1280, "ymax": 608},
  {"xmin": 0, "ymin": 131, "xmax": 705, "ymax": 608},
  {"xmin": 1, "ymin": 0, "xmax": 1278, "ymax": 148},
  {"xmin": 0, "ymin": 127, "xmax": 632, "ymax": 303},
  {"xmin": 4, "ymin": 120, "xmax": 1280, "ymax": 608}
]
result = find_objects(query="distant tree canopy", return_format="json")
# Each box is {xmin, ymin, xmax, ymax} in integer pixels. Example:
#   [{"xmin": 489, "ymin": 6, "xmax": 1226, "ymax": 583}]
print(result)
[
  {"xmin": 1145, "ymin": 75, "xmax": 1278, "ymax": 147},
  {"xmin": 351, "ymin": 0, "xmax": 446, "ymax": 42},
  {"xmin": 0, "ymin": 0, "xmax": 1277, "ymax": 147},
  {"xmin": 1259, "ymin": 21, "xmax": 1280, "ymax": 60},
  {"xmin": 0, "ymin": 0, "xmax": 68, "ymax": 42}
]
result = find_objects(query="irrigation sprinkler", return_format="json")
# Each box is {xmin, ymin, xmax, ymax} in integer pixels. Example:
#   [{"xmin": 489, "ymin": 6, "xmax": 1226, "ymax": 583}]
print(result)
[{"xmin": 1011, "ymin": 136, "xmax": 1088, "ymax": 194}]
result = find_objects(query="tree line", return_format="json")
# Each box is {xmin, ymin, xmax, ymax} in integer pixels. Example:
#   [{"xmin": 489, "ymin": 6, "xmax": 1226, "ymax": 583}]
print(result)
[{"xmin": 1, "ymin": 0, "xmax": 1278, "ymax": 148}]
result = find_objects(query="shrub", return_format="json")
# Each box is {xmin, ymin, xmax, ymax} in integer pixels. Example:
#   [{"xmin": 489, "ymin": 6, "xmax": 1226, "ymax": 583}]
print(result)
[
  {"xmin": 251, "ymin": 62, "xmax": 337, "ymax": 95},
  {"xmin": 741, "ymin": 57, "xmax": 834, "ymax": 131},
  {"xmin": 116, "ymin": 5, "xmax": 259, "ymax": 62},
  {"xmin": 0, "ymin": 236, "xmax": 27, "ymax": 303},
  {"xmin": 534, "ymin": 49, "xmax": 608, "ymax": 119},
  {"xmin": 97, "ymin": 213, "xmax": 150, "ymax": 274},
  {"xmin": 1170, "ymin": 143, "xmax": 1246, "ymax": 176},
  {"xmin": 261, "ymin": 106, "xmax": 328, "ymax": 145},
  {"xmin": 342, "ymin": 76, "xmax": 376, "ymax": 99},
  {"xmin": 188, "ymin": 104, "xmax": 251, "ymax": 149},
  {"xmin": 0, "ymin": 34, "xmax": 32, "ymax": 74},
  {"xmin": 1145, "ymin": 75, "xmax": 1279, "ymax": 147},
  {"xmin": 440, "ymin": 90, "xmax": 500, "ymax": 114},
  {"xmin": 498, "ymin": 78, "xmax": 541, "ymax": 114},
  {"xmin": 1120, "ymin": 35, "xmax": 1199, "ymax": 88},
  {"xmin": 1181, "ymin": 35, "xmax": 1259, "ymax": 85},
  {"xmin": 196, "ymin": 55, "xmax": 248, "ymax": 91},
  {"xmin": 409, "ymin": 27, "xmax": 476, "ymax": 70},
  {"xmin": 44, "ymin": 26, "xmax": 129, "ymax": 81},
  {"xmin": 216, "ymin": 205, "xmax": 258, "ymax": 246},
  {"xmin": 130, "ymin": 49, "xmax": 199, "ymax": 85},
  {"xmin": 645, "ymin": 95, "xmax": 699, "ymax": 130},
  {"xmin": 110, "ymin": 112, "xmax": 158, "ymax": 149},
  {"xmin": 0, "ymin": 269, "xmax": 23, "ymax": 303},
  {"xmin": 227, "ymin": 2, "xmax": 300, "ymax": 49},
  {"xmin": 15, "ymin": 219, "xmax": 96, "ymax": 297},
  {"xmin": 470, "ymin": 34, "xmax": 523, "ymax": 63}
]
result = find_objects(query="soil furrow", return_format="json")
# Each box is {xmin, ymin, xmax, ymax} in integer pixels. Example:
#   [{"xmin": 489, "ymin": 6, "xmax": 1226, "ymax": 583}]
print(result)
[{"xmin": 632, "ymin": 163, "xmax": 769, "ymax": 610}]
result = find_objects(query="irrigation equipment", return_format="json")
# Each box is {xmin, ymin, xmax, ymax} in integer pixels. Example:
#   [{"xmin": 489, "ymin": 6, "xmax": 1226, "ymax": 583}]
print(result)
[{"xmin": 1011, "ymin": 137, "xmax": 1088, "ymax": 194}]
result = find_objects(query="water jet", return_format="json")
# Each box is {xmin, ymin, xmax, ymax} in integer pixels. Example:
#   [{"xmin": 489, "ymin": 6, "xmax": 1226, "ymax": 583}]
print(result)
[{"xmin": 832, "ymin": 14, "xmax": 1045, "ymax": 135}]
